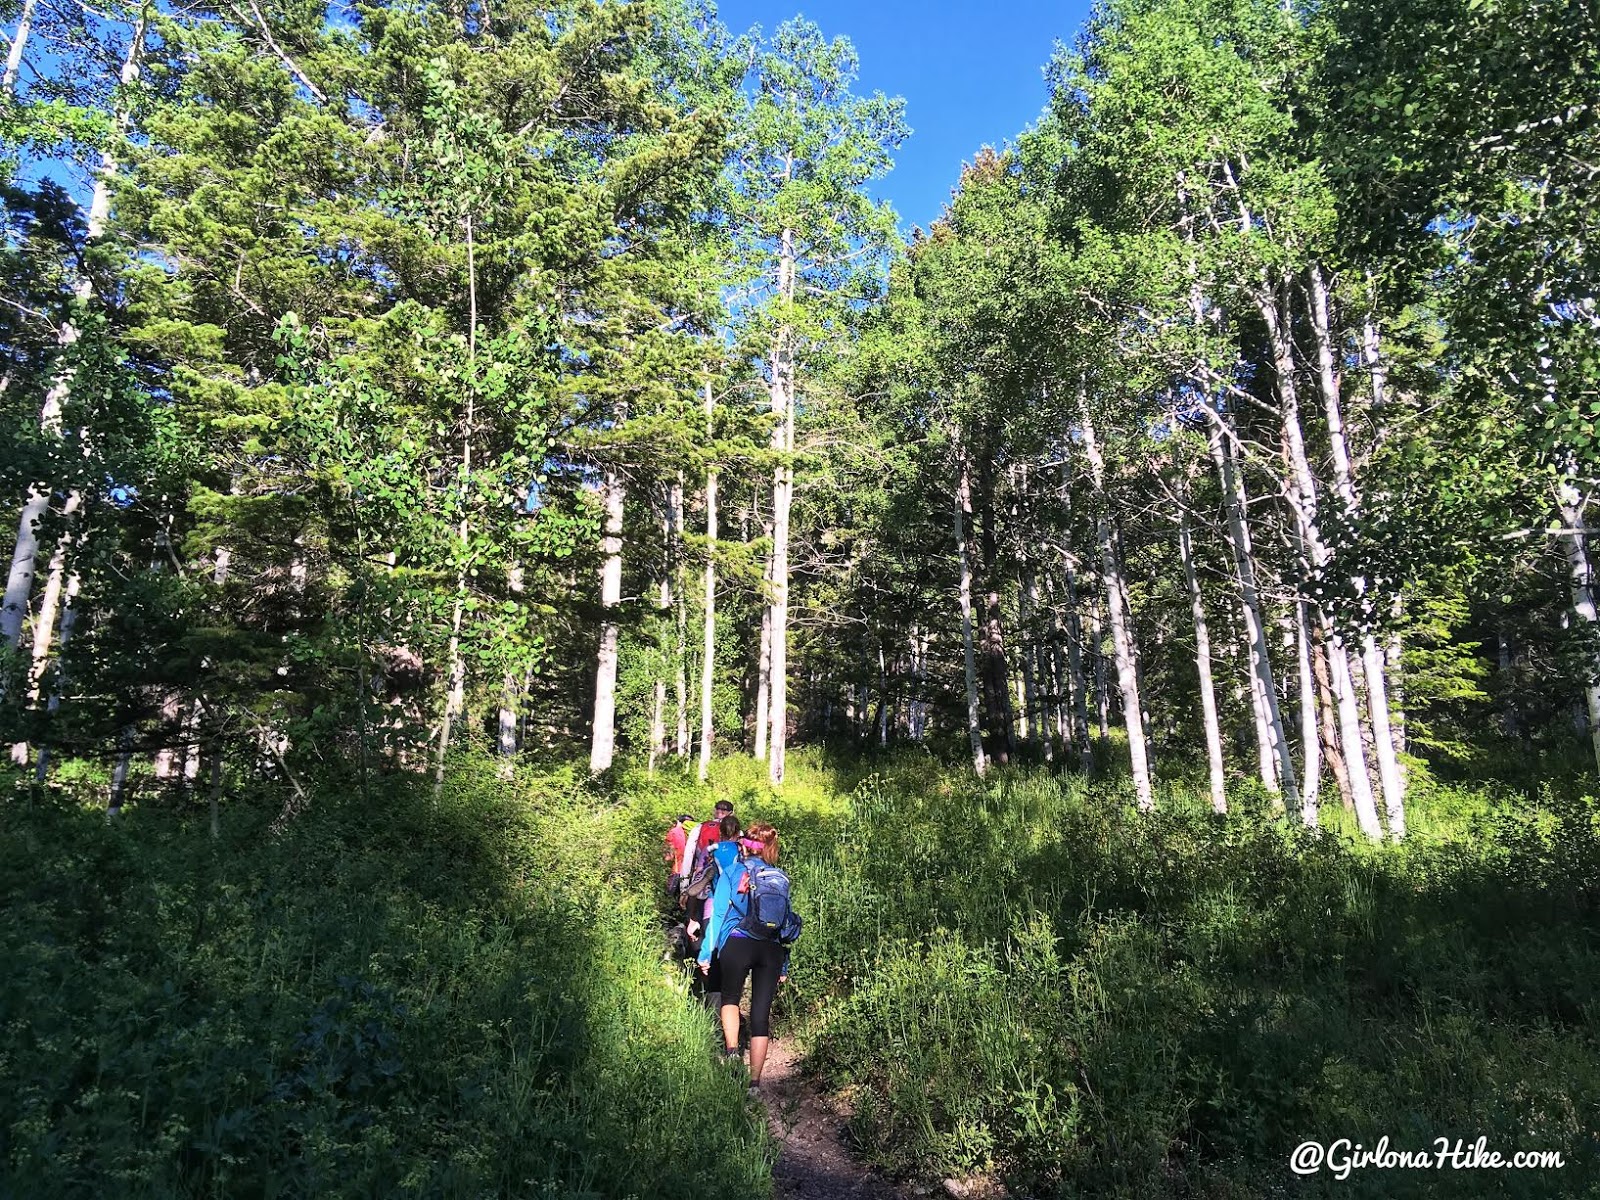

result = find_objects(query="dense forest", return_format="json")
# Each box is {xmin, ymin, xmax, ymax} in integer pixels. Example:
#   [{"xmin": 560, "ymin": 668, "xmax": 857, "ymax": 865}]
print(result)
[{"xmin": 2, "ymin": 0, "xmax": 1597, "ymax": 1194}]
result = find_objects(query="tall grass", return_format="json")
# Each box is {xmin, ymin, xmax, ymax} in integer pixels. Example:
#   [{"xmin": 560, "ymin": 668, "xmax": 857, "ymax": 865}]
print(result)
[
  {"xmin": 760, "ymin": 755, "xmax": 1600, "ymax": 1198},
  {"xmin": 0, "ymin": 759, "xmax": 771, "ymax": 1198},
  {"xmin": 7, "ymin": 747, "xmax": 1596, "ymax": 1198}
]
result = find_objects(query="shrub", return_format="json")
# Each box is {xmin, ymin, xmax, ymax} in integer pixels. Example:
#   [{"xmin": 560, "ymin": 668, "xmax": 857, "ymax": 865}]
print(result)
[{"xmin": 0, "ymin": 760, "xmax": 770, "ymax": 1198}]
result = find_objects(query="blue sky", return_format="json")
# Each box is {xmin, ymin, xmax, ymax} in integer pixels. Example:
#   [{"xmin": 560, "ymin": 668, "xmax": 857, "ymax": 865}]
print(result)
[{"xmin": 713, "ymin": 0, "xmax": 1095, "ymax": 230}]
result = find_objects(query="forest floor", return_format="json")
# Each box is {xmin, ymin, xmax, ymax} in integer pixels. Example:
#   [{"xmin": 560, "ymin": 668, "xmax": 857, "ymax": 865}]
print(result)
[
  {"xmin": 758, "ymin": 1034, "xmax": 1004, "ymax": 1200},
  {"xmin": 760, "ymin": 1036, "xmax": 904, "ymax": 1200}
]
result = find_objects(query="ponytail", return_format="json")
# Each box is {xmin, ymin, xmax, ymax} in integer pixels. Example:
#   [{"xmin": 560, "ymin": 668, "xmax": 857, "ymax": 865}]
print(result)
[{"xmin": 745, "ymin": 821, "xmax": 779, "ymax": 865}]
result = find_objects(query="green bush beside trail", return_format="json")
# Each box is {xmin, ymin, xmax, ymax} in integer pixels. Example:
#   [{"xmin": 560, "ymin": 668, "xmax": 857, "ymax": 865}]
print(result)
[
  {"xmin": 765, "ymin": 757, "xmax": 1600, "ymax": 1198},
  {"xmin": 0, "ymin": 763, "xmax": 770, "ymax": 1198},
  {"xmin": 6, "ymin": 749, "xmax": 1599, "ymax": 1199}
]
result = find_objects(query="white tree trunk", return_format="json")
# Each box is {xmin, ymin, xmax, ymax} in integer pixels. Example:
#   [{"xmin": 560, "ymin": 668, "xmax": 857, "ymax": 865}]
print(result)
[
  {"xmin": 1090, "ymin": 595, "xmax": 1110, "ymax": 741},
  {"xmin": 671, "ymin": 476, "xmax": 689, "ymax": 758},
  {"xmin": 698, "ymin": 385, "xmax": 718, "ymax": 782},
  {"xmin": 1053, "ymin": 564, "xmax": 1094, "ymax": 773},
  {"xmin": 109, "ymin": 737, "xmax": 132, "ymax": 815},
  {"xmin": 1, "ymin": 498, "xmax": 44, "ymax": 651},
  {"xmin": 1078, "ymin": 404, "xmax": 1154, "ymax": 811},
  {"xmin": 648, "ymin": 679, "xmax": 666, "ymax": 776},
  {"xmin": 753, "ymin": 517, "xmax": 772, "ymax": 760},
  {"xmin": 1205, "ymin": 411, "xmax": 1296, "ymax": 801},
  {"xmin": 954, "ymin": 454, "xmax": 987, "ymax": 776},
  {"xmin": 154, "ymin": 690, "xmax": 182, "ymax": 779},
  {"xmin": 877, "ymin": 644, "xmax": 890, "ymax": 748},
  {"xmin": 767, "ymin": 229, "xmax": 796, "ymax": 786},
  {"xmin": 1018, "ymin": 562, "xmax": 1040, "ymax": 749},
  {"xmin": 29, "ymin": 565, "xmax": 80, "ymax": 782},
  {"xmin": 651, "ymin": 485, "xmax": 677, "ymax": 774},
  {"xmin": 496, "ymin": 673, "xmax": 519, "ymax": 771},
  {"xmin": 1261, "ymin": 280, "xmax": 1380, "ymax": 838},
  {"xmin": 3, "ymin": 9, "xmax": 145, "ymax": 659},
  {"xmin": 1557, "ymin": 475, "xmax": 1600, "ymax": 775},
  {"xmin": 3, "ymin": 0, "xmax": 37, "ymax": 94},
  {"xmin": 587, "ymin": 469, "xmax": 625, "ymax": 774},
  {"xmin": 433, "ymin": 592, "xmax": 466, "ymax": 796},
  {"xmin": 497, "ymin": 563, "xmax": 524, "ymax": 778},
  {"xmin": 10, "ymin": 491, "xmax": 82, "ymax": 763},
  {"xmin": 1294, "ymin": 599, "xmax": 1321, "ymax": 825},
  {"xmin": 1178, "ymin": 500, "xmax": 1226, "ymax": 813},
  {"xmin": 768, "ymin": 456, "xmax": 792, "ymax": 784},
  {"xmin": 1305, "ymin": 264, "xmax": 1405, "ymax": 836},
  {"xmin": 1021, "ymin": 564, "xmax": 1052, "ymax": 762}
]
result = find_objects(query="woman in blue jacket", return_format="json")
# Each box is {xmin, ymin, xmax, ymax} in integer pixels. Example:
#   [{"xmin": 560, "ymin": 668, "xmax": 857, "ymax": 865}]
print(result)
[{"xmin": 698, "ymin": 820, "xmax": 787, "ymax": 1094}]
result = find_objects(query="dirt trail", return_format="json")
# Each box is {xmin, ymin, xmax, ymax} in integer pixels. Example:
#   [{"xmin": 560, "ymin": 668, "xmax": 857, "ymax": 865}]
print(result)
[{"xmin": 759, "ymin": 1037, "xmax": 905, "ymax": 1200}]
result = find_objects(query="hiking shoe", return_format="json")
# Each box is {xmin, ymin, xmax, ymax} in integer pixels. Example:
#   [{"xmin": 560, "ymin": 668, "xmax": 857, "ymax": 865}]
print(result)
[
  {"xmin": 720, "ymin": 1047, "xmax": 745, "ymax": 1069},
  {"xmin": 746, "ymin": 1082, "xmax": 762, "ymax": 1101}
]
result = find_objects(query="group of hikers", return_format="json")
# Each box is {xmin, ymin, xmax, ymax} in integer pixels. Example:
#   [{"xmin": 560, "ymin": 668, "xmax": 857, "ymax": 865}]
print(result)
[{"xmin": 662, "ymin": 800, "xmax": 803, "ymax": 1097}]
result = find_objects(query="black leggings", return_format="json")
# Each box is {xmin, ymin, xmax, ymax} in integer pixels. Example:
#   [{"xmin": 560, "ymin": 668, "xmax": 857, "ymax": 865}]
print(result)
[{"xmin": 716, "ymin": 935, "xmax": 783, "ymax": 1037}]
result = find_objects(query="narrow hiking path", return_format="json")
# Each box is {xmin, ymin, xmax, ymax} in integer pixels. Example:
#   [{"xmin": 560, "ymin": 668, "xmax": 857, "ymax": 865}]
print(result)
[{"xmin": 760, "ymin": 1037, "xmax": 904, "ymax": 1200}]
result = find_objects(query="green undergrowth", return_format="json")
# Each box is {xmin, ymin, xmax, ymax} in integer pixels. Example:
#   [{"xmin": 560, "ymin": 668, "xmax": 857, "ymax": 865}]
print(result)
[
  {"xmin": 7, "ymin": 747, "xmax": 1598, "ymax": 1199},
  {"xmin": 635, "ymin": 750, "xmax": 1600, "ymax": 1198},
  {"xmin": 0, "ymin": 759, "xmax": 770, "ymax": 1198}
]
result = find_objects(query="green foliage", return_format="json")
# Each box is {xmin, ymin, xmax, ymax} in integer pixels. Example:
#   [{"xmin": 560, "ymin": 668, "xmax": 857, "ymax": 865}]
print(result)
[
  {"xmin": 0, "ymin": 758, "xmax": 770, "ymax": 1197},
  {"xmin": 771, "ymin": 756, "xmax": 1600, "ymax": 1197}
]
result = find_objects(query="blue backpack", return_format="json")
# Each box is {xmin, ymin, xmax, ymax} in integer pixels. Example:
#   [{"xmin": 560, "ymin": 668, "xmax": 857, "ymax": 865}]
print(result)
[{"xmin": 738, "ymin": 856, "xmax": 803, "ymax": 946}]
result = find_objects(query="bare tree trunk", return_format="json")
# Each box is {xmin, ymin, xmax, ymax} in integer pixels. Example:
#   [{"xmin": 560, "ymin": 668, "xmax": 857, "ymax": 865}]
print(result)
[
  {"xmin": 182, "ymin": 699, "xmax": 203, "ymax": 783},
  {"xmin": 754, "ymin": 571, "xmax": 771, "ymax": 759},
  {"xmin": 5, "ymin": 7, "xmax": 146, "ymax": 661},
  {"xmin": 1294, "ymin": 599, "xmax": 1321, "ymax": 825},
  {"xmin": 154, "ymin": 690, "xmax": 182, "ymax": 780},
  {"xmin": 1311, "ymin": 621, "xmax": 1354, "ymax": 809},
  {"xmin": 1078, "ymin": 403, "xmax": 1153, "ymax": 810},
  {"xmin": 649, "ymin": 679, "xmax": 665, "ymax": 777},
  {"xmin": 1557, "ymin": 473, "xmax": 1600, "ymax": 775},
  {"xmin": 768, "ymin": 452, "xmax": 791, "ymax": 783},
  {"xmin": 1368, "ymin": 313, "xmax": 1410, "ymax": 760},
  {"xmin": 29, "ymin": 565, "xmax": 79, "ymax": 782},
  {"xmin": 649, "ymin": 488, "xmax": 674, "ymax": 777},
  {"xmin": 497, "ymin": 563, "xmax": 523, "ymax": 778},
  {"xmin": 1041, "ymin": 583, "xmax": 1069, "ymax": 755},
  {"xmin": 109, "ymin": 732, "xmax": 133, "ymax": 816},
  {"xmin": 587, "ymin": 469, "xmax": 625, "ymax": 774},
  {"xmin": 11, "ymin": 492, "xmax": 82, "ymax": 763},
  {"xmin": 767, "ymin": 229, "xmax": 797, "ymax": 786},
  {"xmin": 955, "ymin": 453, "xmax": 986, "ymax": 776},
  {"xmin": 1260, "ymin": 280, "xmax": 1379, "ymax": 838},
  {"xmin": 495, "ymin": 673, "xmax": 519, "ymax": 772},
  {"xmin": 1017, "ymin": 563, "xmax": 1038, "ymax": 746},
  {"xmin": 1386, "ymin": 597, "xmax": 1406, "ymax": 755},
  {"xmin": 876, "ymin": 644, "xmax": 889, "ymax": 748},
  {"xmin": 1305, "ymin": 264, "xmax": 1404, "ymax": 836},
  {"xmin": 3, "ymin": 0, "xmax": 37, "ymax": 94},
  {"xmin": 672, "ymin": 476, "xmax": 689, "ymax": 758},
  {"xmin": 1090, "ymin": 595, "xmax": 1109, "ymax": 741},
  {"xmin": 1053, "ymin": 563, "xmax": 1094, "ymax": 773},
  {"xmin": 698, "ymin": 385, "xmax": 718, "ymax": 782},
  {"xmin": 1, "ymin": 472, "xmax": 50, "ymax": 655},
  {"xmin": 908, "ymin": 625, "xmax": 928, "ymax": 742},
  {"xmin": 1021, "ymin": 563, "xmax": 1052, "ymax": 762},
  {"xmin": 1359, "ymin": 638, "xmax": 1405, "ymax": 835},
  {"xmin": 1178, "ymin": 498, "xmax": 1226, "ymax": 813},
  {"xmin": 1205, "ymin": 410, "xmax": 1295, "ymax": 801}
]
